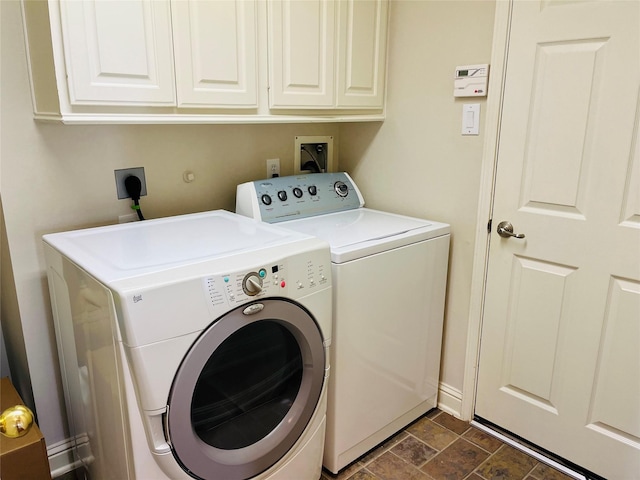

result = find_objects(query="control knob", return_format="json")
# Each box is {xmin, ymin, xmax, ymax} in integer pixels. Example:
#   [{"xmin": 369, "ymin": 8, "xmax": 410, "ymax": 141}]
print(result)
[
  {"xmin": 293, "ymin": 187, "xmax": 303, "ymax": 198},
  {"xmin": 243, "ymin": 273, "xmax": 263, "ymax": 296},
  {"xmin": 261, "ymin": 194, "xmax": 272, "ymax": 206},
  {"xmin": 277, "ymin": 190, "xmax": 288, "ymax": 201},
  {"xmin": 308, "ymin": 185, "xmax": 317, "ymax": 196},
  {"xmin": 334, "ymin": 181, "xmax": 349, "ymax": 197}
]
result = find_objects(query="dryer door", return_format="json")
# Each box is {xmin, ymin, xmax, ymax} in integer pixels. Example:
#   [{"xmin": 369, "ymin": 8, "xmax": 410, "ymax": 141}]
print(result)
[{"xmin": 166, "ymin": 298, "xmax": 325, "ymax": 480}]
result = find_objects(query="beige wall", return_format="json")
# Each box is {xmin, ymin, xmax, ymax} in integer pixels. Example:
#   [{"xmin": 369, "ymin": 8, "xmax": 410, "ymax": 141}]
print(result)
[
  {"xmin": 341, "ymin": 0, "xmax": 496, "ymax": 400},
  {"xmin": 1, "ymin": 0, "xmax": 496, "ymax": 452}
]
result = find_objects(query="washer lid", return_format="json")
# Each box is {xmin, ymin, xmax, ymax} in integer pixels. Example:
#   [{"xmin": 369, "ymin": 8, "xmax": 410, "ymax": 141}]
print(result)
[
  {"xmin": 280, "ymin": 208, "xmax": 450, "ymax": 263},
  {"xmin": 43, "ymin": 210, "xmax": 312, "ymax": 283}
]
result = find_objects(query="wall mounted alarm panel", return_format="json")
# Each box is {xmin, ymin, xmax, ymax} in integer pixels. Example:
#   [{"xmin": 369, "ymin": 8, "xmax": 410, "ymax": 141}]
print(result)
[{"xmin": 454, "ymin": 64, "xmax": 489, "ymax": 97}]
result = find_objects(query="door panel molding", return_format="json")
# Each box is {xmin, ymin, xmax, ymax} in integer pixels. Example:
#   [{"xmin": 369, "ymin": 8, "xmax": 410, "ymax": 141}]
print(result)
[
  {"xmin": 587, "ymin": 276, "xmax": 640, "ymax": 443},
  {"xmin": 620, "ymin": 88, "xmax": 640, "ymax": 227},
  {"xmin": 500, "ymin": 256, "xmax": 576, "ymax": 407},
  {"xmin": 520, "ymin": 39, "xmax": 608, "ymax": 216}
]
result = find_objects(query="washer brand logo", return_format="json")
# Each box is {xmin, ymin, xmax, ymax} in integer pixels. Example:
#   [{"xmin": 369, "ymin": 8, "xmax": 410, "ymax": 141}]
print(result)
[{"xmin": 133, "ymin": 295, "xmax": 143, "ymax": 303}]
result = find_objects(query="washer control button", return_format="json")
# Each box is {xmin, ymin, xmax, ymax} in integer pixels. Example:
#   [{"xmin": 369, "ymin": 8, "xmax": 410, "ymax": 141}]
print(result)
[
  {"xmin": 261, "ymin": 194, "xmax": 272, "ymax": 205},
  {"xmin": 308, "ymin": 185, "xmax": 317, "ymax": 196},
  {"xmin": 293, "ymin": 187, "xmax": 303, "ymax": 198},
  {"xmin": 277, "ymin": 190, "xmax": 288, "ymax": 201},
  {"xmin": 334, "ymin": 181, "xmax": 349, "ymax": 197}
]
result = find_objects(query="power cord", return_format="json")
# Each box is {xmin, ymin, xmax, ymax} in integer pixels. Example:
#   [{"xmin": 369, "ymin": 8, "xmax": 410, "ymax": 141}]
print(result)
[
  {"xmin": 301, "ymin": 145, "xmax": 323, "ymax": 173},
  {"xmin": 124, "ymin": 175, "xmax": 145, "ymax": 221}
]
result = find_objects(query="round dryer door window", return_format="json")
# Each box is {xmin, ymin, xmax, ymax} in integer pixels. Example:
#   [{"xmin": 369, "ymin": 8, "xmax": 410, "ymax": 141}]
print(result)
[{"xmin": 166, "ymin": 298, "xmax": 326, "ymax": 480}]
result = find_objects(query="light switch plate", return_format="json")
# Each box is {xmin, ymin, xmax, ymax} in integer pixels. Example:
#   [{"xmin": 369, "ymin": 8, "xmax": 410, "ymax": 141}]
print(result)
[{"xmin": 462, "ymin": 104, "xmax": 480, "ymax": 135}]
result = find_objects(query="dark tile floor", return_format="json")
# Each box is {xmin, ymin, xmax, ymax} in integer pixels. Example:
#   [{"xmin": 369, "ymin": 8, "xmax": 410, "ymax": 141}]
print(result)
[{"xmin": 321, "ymin": 409, "xmax": 574, "ymax": 480}]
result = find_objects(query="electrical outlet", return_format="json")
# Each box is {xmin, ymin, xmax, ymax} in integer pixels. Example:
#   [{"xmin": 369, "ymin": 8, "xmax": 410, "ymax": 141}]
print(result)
[
  {"xmin": 266, "ymin": 158, "xmax": 280, "ymax": 178},
  {"xmin": 115, "ymin": 167, "xmax": 147, "ymax": 199}
]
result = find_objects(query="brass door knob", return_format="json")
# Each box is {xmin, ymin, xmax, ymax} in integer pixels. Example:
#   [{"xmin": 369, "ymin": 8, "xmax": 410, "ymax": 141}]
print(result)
[{"xmin": 0, "ymin": 405, "xmax": 34, "ymax": 438}]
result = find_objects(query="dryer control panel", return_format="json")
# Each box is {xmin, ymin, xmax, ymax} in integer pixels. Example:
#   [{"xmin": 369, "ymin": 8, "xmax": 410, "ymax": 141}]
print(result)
[
  {"xmin": 204, "ymin": 262, "xmax": 289, "ymax": 308},
  {"xmin": 202, "ymin": 249, "xmax": 331, "ymax": 317},
  {"xmin": 236, "ymin": 172, "xmax": 365, "ymax": 223}
]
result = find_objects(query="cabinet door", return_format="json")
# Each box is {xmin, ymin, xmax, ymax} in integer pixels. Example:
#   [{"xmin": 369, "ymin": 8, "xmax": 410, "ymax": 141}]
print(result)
[
  {"xmin": 268, "ymin": 0, "xmax": 336, "ymax": 108},
  {"xmin": 336, "ymin": 0, "xmax": 388, "ymax": 108},
  {"xmin": 172, "ymin": 0, "xmax": 258, "ymax": 108},
  {"xmin": 58, "ymin": 0, "xmax": 175, "ymax": 106}
]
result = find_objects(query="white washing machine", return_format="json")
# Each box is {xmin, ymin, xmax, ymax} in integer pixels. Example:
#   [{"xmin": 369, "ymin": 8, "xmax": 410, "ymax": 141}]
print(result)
[
  {"xmin": 237, "ymin": 173, "xmax": 450, "ymax": 474},
  {"xmin": 43, "ymin": 210, "xmax": 332, "ymax": 480}
]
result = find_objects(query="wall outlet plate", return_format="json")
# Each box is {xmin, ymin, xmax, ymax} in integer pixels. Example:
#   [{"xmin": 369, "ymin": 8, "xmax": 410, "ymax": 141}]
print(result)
[
  {"xmin": 115, "ymin": 167, "xmax": 147, "ymax": 199},
  {"xmin": 266, "ymin": 158, "xmax": 280, "ymax": 178}
]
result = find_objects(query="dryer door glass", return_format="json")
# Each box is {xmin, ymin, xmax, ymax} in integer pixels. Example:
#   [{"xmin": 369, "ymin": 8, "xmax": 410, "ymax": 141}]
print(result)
[
  {"xmin": 166, "ymin": 299, "xmax": 325, "ymax": 480},
  {"xmin": 191, "ymin": 320, "xmax": 303, "ymax": 449}
]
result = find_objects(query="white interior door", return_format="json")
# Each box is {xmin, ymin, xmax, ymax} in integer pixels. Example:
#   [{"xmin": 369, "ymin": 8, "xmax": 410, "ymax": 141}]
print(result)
[{"xmin": 475, "ymin": 1, "xmax": 640, "ymax": 479}]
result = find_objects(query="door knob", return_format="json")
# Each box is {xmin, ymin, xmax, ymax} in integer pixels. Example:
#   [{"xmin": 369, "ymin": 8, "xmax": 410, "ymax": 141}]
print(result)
[{"xmin": 496, "ymin": 221, "xmax": 525, "ymax": 239}]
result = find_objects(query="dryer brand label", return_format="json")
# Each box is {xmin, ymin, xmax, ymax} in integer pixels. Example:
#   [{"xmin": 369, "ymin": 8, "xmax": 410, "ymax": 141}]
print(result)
[
  {"xmin": 132, "ymin": 294, "xmax": 143, "ymax": 303},
  {"xmin": 243, "ymin": 303, "xmax": 264, "ymax": 315}
]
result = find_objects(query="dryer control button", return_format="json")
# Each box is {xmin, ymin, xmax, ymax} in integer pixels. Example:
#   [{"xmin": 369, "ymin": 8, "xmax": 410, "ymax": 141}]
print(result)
[{"xmin": 242, "ymin": 273, "xmax": 263, "ymax": 296}]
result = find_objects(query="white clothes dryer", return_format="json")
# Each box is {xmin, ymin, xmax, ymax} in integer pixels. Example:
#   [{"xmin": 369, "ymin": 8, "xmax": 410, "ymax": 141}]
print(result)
[
  {"xmin": 237, "ymin": 173, "xmax": 450, "ymax": 473},
  {"xmin": 44, "ymin": 210, "xmax": 332, "ymax": 480}
]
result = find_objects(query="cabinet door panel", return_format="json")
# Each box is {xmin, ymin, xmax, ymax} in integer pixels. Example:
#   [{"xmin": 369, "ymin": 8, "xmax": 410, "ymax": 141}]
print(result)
[
  {"xmin": 268, "ymin": 0, "xmax": 335, "ymax": 108},
  {"xmin": 172, "ymin": 0, "xmax": 258, "ymax": 108},
  {"xmin": 337, "ymin": 0, "xmax": 388, "ymax": 108},
  {"xmin": 59, "ymin": 0, "xmax": 175, "ymax": 105}
]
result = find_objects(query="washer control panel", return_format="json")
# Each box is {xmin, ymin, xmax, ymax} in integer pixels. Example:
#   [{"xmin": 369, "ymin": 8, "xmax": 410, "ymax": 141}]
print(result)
[{"xmin": 236, "ymin": 172, "xmax": 364, "ymax": 223}]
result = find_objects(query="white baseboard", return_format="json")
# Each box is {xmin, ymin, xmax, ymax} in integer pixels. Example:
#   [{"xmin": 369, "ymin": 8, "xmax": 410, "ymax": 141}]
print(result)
[
  {"xmin": 437, "ymin": 381, "xmax": 463, "ymax": 419},
  {"xmin": 47, "ymin": 438, "xmax": 82, "ymax": 478}
]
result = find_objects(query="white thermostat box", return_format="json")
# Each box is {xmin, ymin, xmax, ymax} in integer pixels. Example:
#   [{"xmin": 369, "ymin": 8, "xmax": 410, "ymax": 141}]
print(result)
[{"xmin": 454, "ymin": 64, "xmax": 489, "ymax": 97}]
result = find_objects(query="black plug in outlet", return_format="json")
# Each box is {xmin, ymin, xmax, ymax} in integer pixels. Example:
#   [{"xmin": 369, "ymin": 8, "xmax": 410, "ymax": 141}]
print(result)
[{"xmin": 115, "ymin": 167, "xmax": 147, "ymax": 199}]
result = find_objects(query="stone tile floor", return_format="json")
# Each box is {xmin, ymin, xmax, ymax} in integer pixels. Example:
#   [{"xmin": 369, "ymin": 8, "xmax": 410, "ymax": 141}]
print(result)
[{"xmin": 321, "ymin": 409, "xmax": 574, "ymax": 480}]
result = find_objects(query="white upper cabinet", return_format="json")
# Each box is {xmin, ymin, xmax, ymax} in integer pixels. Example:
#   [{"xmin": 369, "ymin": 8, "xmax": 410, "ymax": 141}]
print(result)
[
  {"xmin": 172, "ymin": 0, "xmax": 258, "ymax": 108},
  {"xmin": 58, "ymin": 0, "xmax": 176, "ymax": 106},
  {"xmin": 336, "ymin": 0, "xmax": 388, "ymax": 108},
  {"xmin": 269, "ymin": 0, "xmax": 388, "ymax": 110},
  {"xmin": 22, "ymin": 0, "xmax": 388, "ymax": 123},
  {"xmin": 268, "ymin": 0, "xmax": 336, "ymax": 108}
]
